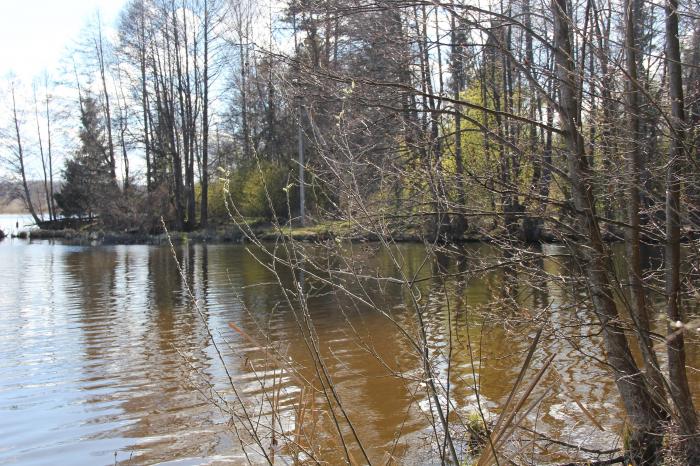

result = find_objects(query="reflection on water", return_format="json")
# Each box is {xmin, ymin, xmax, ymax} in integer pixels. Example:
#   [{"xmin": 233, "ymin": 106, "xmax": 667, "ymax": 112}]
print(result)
[{"xmin": 0, "ymin": 240, "xmax": 697, "ymax": 465}]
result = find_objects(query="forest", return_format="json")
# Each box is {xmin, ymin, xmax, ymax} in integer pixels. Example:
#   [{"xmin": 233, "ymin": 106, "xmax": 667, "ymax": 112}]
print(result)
[{"xmin": 1, "ymin": 0, "xmax": 700, "ymax": 464}]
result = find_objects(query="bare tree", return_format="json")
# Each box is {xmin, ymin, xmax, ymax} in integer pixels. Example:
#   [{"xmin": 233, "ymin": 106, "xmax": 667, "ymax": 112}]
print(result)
[
  {"xmin": 4, "ymin": 80, "xmax": 42, "ymax": 224},
  {"xmin": 664, "ymin": 0, "xmax": 699, "ymax": 459}
]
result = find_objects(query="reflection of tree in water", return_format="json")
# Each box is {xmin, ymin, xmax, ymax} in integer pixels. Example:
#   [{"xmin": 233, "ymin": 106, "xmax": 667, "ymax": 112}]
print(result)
[
  {"xmin": 43, "ymin": 242, "xmax": 700, "ymax": 463},
  {"xmin": 120, "ymin": 244, "xmax": 225, "ymax": 462},
  {"xmin": 62, "ymin": 244, "xmax": 230, "ymax": 463},
  {"xmin": 211, "ymin": 243, "xmax": 419, "ymax": 461},
  {"xmin": 412, "ymin": 243, "xmax": 621, "ymax": 457},
  {"xmin": 63, "ymin": 247, "xmax": 118, "ymax": 364}
]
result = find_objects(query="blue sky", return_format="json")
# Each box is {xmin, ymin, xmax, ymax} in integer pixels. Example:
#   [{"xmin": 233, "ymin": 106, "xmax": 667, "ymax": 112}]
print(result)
[{"xmin": 0, "ymin": 0, "xmax": 126, "ymax": 80}]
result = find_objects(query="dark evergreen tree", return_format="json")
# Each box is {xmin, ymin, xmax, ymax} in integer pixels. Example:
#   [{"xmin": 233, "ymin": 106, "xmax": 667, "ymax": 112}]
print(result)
[
  {"xmin": 54, "ymin": 158, "xmax": 92, "ymax": 218},
  {"xmin": 55, "ymin": 94, "xmax": 116, "ymax": 219}
]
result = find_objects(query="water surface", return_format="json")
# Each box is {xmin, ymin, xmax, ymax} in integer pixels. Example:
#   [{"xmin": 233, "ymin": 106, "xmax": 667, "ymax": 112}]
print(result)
[{"xmin": 0, "ymin": 239, "xmax": 697, "ymax": 464}]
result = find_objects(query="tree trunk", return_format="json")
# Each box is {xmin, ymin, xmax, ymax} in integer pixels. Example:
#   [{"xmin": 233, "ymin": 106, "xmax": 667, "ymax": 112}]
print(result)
[
  {"xmin": 140, "ymin": 0, "xmax": 152, "ymax": 192},
  {"xmin": 688, "ymin": 18, "xmax": 700, "ymax": 227},
  {"xmin": 34, "ymin": 87, "xmax": 52, "ymax": 222},
  {"xmin": 240, "ymin": 39, "xmax": 250, "ymax": 162},
  {"xmin": 11, "ymin": 85, "xmax": 41, "ymax": 225},
  {"xmin": 450, "ymin": 9, "xmax": 467, "ymax": 239},
  {"xmin": 624, "ymin": 0, "xmax": 666, "ymax": 400},
  {"xmin": 44, "ymin": 77, "xmax": 55, "ymax": 221},
  {"xmin": 664, "ymin": 0, "xmax": 700, "ymax": 459},
  {"xmin": 552, "ymin": 0, "xmax": 666, "ymax": 462},
  {"xmin": 200, "ymin": 0, "xmax": 209, "ymax": 228},
  {"xmin": 171, "ymin": 0, "xmax": 186, "ymax": 229},
  {"xmin": 181, "ymin": 5, "xmax": 196, "ymax": 230},
  {"xmin": 96, "ymin": 16, "xmax": 116, "ymax": 182}
]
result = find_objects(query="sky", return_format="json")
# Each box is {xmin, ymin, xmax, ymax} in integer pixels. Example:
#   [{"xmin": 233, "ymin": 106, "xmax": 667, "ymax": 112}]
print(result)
[
  {"xmin": 0, "ymin": 0, "xmax": 126, "ymax": 81},
  {"xmin": 0, "ymin": 1, "xmax": 128, "ymax": 180}
]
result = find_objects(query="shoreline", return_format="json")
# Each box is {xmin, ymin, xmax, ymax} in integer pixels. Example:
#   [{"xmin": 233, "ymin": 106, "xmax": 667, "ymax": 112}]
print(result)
[
  {"xmin": 11, "ymin": 218, "xmax": 689, "ymax": 247},
  {"xmin": 3, "ymin": 222, "xmax": 585, "ymax": 246},
  {"xmin": 7, "ymin": 225, "xmax": 492, "ymax": 245}
]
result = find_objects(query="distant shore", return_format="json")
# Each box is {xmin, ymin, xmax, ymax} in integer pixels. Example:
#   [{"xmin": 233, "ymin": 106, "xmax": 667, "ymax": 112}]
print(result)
[
  {"xmin": 0, "ymin": 206, "xmax": 37, "ymax": 215},
  {"xmin": 9, "ymin": 220, "xmax": 500, "ymax": 246}
]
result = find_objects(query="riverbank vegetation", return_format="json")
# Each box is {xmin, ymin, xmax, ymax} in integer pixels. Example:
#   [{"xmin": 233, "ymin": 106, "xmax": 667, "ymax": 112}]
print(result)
[{"xmin": 2, "ymin": 0, "xmax": 700, "ymax": 463}]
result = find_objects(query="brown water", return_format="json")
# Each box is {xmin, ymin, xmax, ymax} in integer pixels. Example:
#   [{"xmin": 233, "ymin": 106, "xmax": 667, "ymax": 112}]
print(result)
[{"xmin": 0, "ymin": 238, "xmax": 697, "ymax": 465}]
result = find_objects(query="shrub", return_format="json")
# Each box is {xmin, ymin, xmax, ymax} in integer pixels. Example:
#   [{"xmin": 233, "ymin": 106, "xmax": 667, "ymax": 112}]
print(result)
[{"xmin": 207, "ymin": 161, "xmax": 299, "ymax": 222}]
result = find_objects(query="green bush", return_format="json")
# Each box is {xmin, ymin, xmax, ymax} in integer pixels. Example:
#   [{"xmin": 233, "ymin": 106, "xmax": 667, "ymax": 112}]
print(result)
[{"xmin": 206, "ymin": 161, "xmax": 299, "ymax": 222}]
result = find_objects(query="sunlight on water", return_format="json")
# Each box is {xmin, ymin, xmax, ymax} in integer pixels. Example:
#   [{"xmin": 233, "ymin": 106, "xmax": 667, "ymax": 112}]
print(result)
[{"xmin": 0, "ymin": 239, "xmax": 697, "ymax": 464}]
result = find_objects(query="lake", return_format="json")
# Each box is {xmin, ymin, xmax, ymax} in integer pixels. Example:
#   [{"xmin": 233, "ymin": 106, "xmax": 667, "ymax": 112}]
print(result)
[{"xmin": 0, "ymin": 237, "xmax": 697, "ymax": 464}]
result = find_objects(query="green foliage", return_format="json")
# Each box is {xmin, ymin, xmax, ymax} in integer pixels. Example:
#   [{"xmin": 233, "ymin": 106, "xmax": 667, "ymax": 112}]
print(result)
[
  {"xmin": 53, "ymin": 93, "xmax": 168, "ymax": 232},
  {"xmin": 205, "ymin": 161, "xmax": 300, "ymax": 222},
  {"xmin": 54, "ymin": 94, "xmax": 115, "ymax": 219},
  {"xmin": 465, "ymin": 410, "xmax": 489, "ymax": 452},
  {"xmin": 54, "ymin": 157, "xmax": 92, "ymax": 218}
]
